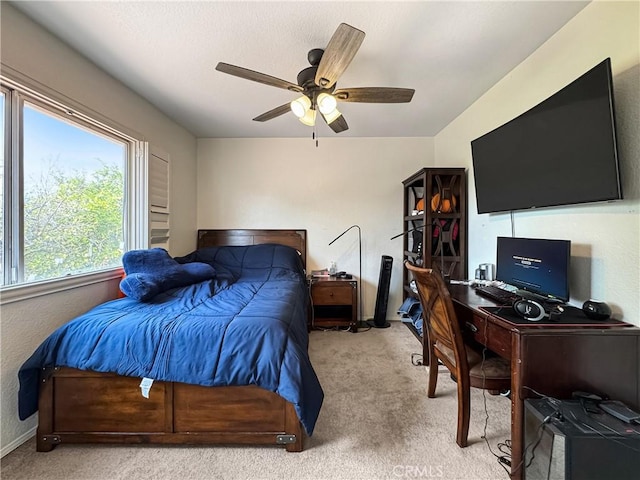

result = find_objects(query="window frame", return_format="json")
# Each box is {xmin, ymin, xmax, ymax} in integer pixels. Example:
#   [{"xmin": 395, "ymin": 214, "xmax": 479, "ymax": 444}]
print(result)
[{"xmin": 1, "ymin": 74, "xmax": 148, "ymax": 305}]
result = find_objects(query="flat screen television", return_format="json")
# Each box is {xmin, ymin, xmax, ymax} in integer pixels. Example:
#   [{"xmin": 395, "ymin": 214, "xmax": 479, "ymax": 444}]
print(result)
[
  {"xmin": 471, "ymin": 58, "xmax": 622, "ymax": 214},
  {"xmin": 496, "ymin": 236, "xmax": 570, "ymax": 302}
]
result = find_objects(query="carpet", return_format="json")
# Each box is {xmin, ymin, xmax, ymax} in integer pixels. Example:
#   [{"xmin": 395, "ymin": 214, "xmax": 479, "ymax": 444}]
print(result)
[{"xmin": 1, "ymin": 322, "xmax": 511, "ymax": 479}]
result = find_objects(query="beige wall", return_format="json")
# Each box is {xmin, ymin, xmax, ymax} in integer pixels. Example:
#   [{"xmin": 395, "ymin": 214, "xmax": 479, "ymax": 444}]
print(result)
[
  {"xmin": 435, "ymin": 1, "xmax": 640, "ymax": 324},
  {"xmin": 0, "ymin": 4, "xmax": 198, "ymax": 455},
  {"xmin": 197, "ymin": 137, "xmax": 434, "ymax": 321}
]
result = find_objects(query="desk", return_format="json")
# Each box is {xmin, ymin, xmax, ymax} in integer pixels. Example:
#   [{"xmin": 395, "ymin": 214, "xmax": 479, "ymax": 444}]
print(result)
[{"xmin": 447, "ymin": 285, "xmax": 640, "ymax": 480}]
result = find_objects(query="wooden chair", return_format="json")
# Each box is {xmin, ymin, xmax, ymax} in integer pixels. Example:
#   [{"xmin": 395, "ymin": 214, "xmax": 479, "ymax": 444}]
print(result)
[{"xmin": 405, "ymin": 262, "xmax": 510, "ymax": 447}]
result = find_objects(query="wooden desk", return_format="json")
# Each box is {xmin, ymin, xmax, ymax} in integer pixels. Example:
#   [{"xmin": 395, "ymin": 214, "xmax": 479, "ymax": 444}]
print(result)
[{"xmin": 447, "ymin": 285, "xmax": 640, "ymax": 480}]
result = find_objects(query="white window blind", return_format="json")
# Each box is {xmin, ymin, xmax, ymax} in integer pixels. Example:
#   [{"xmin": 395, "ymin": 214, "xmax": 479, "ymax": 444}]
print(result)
[{"xmin": 148, "ymin": 147, "xmax": 170, "ymax": 249}]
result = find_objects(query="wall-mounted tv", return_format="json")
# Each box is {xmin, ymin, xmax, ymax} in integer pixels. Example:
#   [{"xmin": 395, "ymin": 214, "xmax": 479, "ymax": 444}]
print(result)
[{"xmin": 471, "ymin": 58, "xmax": 622, "ymax": 214}]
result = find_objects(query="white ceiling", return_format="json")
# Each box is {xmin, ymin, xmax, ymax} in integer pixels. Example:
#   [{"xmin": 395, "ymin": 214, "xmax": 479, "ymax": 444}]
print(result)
[{"xmin": 12, "ymin": 1, "xmax": 589, "ymax": 138}]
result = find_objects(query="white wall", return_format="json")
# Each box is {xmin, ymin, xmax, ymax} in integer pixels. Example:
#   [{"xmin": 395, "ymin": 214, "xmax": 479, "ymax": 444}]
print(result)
[
  {"xmin": 435, "ymin": 1, "xmax": 640, "ymax": 325},
  {"xmin": 197, "ymin": 137, "xmax": 434, "ymax": 321},
  {"xmin": 0, "ymin": 4, "xmax": 198, "ymax": 455}
]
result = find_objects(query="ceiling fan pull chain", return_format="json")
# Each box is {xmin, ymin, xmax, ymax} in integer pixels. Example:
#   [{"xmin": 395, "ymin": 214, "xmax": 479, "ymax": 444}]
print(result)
[{"xmin": 313, "ymin": 120, "xmax": 319, "ymax": 147}]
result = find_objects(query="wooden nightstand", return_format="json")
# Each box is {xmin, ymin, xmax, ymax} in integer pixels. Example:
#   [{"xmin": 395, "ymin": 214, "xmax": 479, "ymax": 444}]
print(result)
[{"xmin": 309, "ymin": 277, "xmax": 358, "ymax": 332}]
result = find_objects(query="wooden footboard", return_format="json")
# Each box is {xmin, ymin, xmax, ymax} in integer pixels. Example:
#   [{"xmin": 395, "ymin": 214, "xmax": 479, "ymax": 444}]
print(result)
[
  {"xmin": 37, "ymin": 368, "xmax": 304, "ymax": 452},
  {"xmin": 35, "ymin": 229, "xmax": 310, "ymax": 453}
]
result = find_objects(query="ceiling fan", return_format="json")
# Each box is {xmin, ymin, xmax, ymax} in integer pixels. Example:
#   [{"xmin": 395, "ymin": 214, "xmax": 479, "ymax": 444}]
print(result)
[{"xmin": 215, "ymin": 23, "xmax": 415, "ymax": 134}]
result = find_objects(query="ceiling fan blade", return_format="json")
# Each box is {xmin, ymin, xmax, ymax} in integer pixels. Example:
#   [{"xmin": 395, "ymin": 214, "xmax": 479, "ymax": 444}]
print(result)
[
  {"xmin": 321, "ymin": 112, "xmax": 349, "ymax": 133},
  {"xmin": 315, "ymin": 24, "xmax": 365, "ymax": 89},
  {"xmin": 216, "ymin": 62, "xmax": 303, "ymax": 93},
  {"xmin": 333, "ymin": 87, "xmax": 415, "ymax": 103},
  {"xmin": 253, "ymin": 103, "xmax": 292, "ymax": 122}
]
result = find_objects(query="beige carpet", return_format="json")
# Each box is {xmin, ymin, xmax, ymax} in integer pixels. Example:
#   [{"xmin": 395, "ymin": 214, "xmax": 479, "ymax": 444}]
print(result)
[{"xmin": 1, "ymin": 322, "xmax": 511, "ymax": 479}]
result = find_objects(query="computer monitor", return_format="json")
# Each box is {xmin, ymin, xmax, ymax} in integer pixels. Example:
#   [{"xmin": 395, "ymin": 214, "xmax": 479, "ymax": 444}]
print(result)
[{"xmin": 496, "ymin": 236, "xmax": 571, "ymax": 302}]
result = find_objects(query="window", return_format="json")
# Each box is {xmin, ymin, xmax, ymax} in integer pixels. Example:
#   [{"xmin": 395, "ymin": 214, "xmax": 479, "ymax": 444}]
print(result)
[{"xmin": 1, "ymin": 78, "xmax": 145, "ymax": 292}]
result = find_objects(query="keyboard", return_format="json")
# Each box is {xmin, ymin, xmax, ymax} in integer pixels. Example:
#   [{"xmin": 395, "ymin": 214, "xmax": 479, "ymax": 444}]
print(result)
[{"xmin": 474, "ymin": 285, "xmax": 520, "ymax": 304}]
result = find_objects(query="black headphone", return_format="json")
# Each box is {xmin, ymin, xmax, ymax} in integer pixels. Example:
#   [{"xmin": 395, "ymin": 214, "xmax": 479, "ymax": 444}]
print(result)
[
  {"xmin": 512, "ymin": 298, "xmax": 565, "ymax": 322},
  {"xmin": 512, "ymin": 298, "xmax": 546, "ymax": 321}
]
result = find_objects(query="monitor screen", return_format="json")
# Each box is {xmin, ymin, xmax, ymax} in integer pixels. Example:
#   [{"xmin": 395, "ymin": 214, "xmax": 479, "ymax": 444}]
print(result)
[
  {"xmin": 471, "ymin": 58, "xmax": 622, "ymax": 214},
  {"xmin": 496, "ymin": 237, "xmax": 570, "ymax": 302}
]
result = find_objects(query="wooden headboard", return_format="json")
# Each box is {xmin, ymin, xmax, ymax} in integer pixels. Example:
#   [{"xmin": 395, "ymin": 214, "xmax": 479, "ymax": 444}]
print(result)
[{"xmin": 197, "ymin": 229, "xmax": 307, "ymax": 267}]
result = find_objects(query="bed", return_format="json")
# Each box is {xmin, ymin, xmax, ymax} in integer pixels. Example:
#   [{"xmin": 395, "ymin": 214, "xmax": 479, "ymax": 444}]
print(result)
[{"xmin": 18, "ymin": 229, "xmax": 322, "ymax": 452}]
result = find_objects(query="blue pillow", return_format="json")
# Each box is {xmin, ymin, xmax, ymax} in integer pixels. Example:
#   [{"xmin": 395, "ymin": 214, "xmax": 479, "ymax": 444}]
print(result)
[{"xmin": 120, "ymin": 248, "xmax": 216, "ymax": 301}]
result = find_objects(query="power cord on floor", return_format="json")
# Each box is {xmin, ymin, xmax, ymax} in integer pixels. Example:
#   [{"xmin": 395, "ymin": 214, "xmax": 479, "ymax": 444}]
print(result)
[
  {"xmin": 488, "ymin": 404, "xmax": 562, "ymax": 477},
  {"xmin": 480, "ymin": 352, "xmax": 512, "ymax": 473},
  {"xmin": 312, "ymin": 326, "xmax": 352, "ymax": 332},
  {"xmin": 507, "ymin": 387, "xmax": 565, "ymax": 477},
  {"xmin": 512, "ymin": 412, "xmax": 560, "ymax": 476},
  {"xmin": 355, "ymin": 321, "xmax": 372, "ymax": 333},
  {"xmin": 411, "ymin": 353, "xmax": 423, "ymax": 366},
  {"xmin": 479, "ymin": 312, "xmax": 513, "ymax": 474}
]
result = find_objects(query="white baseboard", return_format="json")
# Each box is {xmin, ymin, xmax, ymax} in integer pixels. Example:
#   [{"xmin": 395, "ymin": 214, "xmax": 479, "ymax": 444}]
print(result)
[{"xmin": 1, "ymin": 427, "xmax": 36, "ymax": 458}]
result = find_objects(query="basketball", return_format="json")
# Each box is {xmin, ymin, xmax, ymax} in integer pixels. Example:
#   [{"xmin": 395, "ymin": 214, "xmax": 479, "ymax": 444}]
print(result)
[{"xmin": 431, "ymin": 193, "xmax": 457, "ymax": 213}]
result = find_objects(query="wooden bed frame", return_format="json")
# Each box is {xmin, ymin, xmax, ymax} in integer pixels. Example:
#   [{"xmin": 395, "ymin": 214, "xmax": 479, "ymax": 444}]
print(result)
[{"xmin": 37, "ymin": 229, "xmax": 308, "ymax": 453}]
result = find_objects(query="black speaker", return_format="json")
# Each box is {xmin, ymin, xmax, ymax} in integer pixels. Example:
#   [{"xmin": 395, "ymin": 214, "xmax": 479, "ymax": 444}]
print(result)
[
  {"xmin": 582, "ymin": 300, "xmax": 611, "ymax": 320},
  {"xmin": 367, "ymin": 255, "xmax": 393, "ymax": 328}
]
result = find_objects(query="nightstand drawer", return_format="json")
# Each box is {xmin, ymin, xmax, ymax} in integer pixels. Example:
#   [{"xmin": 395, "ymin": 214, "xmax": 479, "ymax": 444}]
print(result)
[{"xmin": 312, "ymin": 285, "xmax": 353, "ymax": 305}]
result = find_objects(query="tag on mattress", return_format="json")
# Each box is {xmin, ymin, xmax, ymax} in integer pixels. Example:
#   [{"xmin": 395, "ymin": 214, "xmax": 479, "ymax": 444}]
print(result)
[{"xmin": 139, "ymin": 377, "xmax": 154, "ymax": 398}]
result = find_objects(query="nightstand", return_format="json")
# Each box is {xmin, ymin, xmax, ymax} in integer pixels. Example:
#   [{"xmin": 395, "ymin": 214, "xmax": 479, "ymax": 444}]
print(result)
[{"xmin": 309, "ymin": 277, "xmax": 358, "ymax": 332}]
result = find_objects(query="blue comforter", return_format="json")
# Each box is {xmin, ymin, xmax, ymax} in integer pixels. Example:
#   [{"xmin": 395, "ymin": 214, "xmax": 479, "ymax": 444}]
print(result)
[{"xmin": 18, "ymin": 244, "xmax": 323, "ymax": 435}]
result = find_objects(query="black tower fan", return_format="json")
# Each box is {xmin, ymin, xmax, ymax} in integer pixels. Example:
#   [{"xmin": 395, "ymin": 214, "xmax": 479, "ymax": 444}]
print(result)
[{"xmin": 367, "ymin": 255, "xmax": 393, "ymax": 328}]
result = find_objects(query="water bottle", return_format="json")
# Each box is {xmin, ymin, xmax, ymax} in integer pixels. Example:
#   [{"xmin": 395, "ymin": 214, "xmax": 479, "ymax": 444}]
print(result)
[{"xmin": 329, "ymin": 261, "xmax": 337, "ymax": 276}]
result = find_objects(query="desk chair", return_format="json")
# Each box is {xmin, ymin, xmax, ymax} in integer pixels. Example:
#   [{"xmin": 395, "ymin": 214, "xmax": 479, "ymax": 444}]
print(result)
[{"xmin": 406, "ymin": 262, "xmax": 510, "ymax": 447}]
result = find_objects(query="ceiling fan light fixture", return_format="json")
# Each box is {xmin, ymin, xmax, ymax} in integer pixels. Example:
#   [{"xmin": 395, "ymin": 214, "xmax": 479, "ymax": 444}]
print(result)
[
  {"xmin": 323, "ymin": 108, "xmax": 342, "ymax": 124},
  {"xmin": 290, "ymin": 95, "xmax": 311, "ymax": 118},
  {"xmin": 299, "ymin": 108, "xmax": 316, "ymax": 126},
  {"xmin": 217, "ymin": 24, "xmax": 414, "ymax": 135},
  {"xmin": 317, "ymin": 93, "xmax": 338, "ymax": 115}
]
